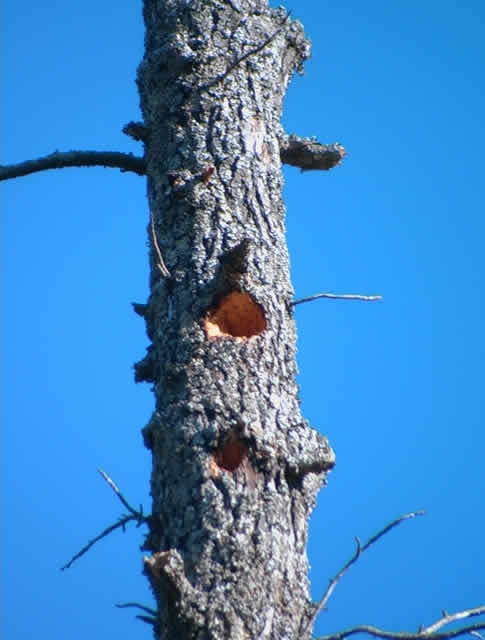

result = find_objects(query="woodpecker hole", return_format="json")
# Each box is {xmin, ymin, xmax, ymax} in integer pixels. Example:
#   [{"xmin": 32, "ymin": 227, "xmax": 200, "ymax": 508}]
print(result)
[
  {"xmin": 210, "ymin": 432, "xmax": 248, "ymax": 476},
  {"xmin": 204, "ymin": 292, "xmax": 266, "ymax": 340}
]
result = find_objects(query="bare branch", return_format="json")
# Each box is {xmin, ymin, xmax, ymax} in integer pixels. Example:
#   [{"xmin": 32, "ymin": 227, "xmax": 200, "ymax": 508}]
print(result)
[
  {"xmin": 358, "ymin": 511, "xmax": 425, "ymax": 553},
  {"xmin": 292, "ymin": 292, "xmax": 382, "ymax": 307},
  {"xmin": 60, "ymin": 514, "xmax": 138, "ymax": 571},
  {"xmin": 422, "ymin": 606, "xmax": 485, "ymax": 634},
  {"xmin": 60, "ymin": 470, "xmax": 150, "ymax": 570},
  {"xmin": 97, "ymin": 468, "xmax": 148, "ymax": 519},
  {"xmin": 0, "ymin": 150, "xmax": 146, "ymax": 182},
  {"xmin": 314, "ymin": 621, "xmax": 485, "ymax": 640},
  {"xmin": 280, "ymin": 136, "xmax": 346, "ymax": 171},
  {"xmin": 303, "ymin": 511, "xmax": 425, "ymax": 637}
]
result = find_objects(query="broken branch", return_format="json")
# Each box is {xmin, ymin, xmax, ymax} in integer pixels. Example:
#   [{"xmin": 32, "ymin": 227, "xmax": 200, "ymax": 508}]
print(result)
[{"xmin": 280, "ymin": 136, "xmax": 346, "ymax": 171}]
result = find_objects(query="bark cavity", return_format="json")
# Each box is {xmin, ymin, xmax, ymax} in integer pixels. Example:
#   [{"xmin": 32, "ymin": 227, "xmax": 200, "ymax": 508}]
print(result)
[
  {"xmin": 204, "ymin": 291, "xmax": 266, "ymax": 339},
  {"xmin": 210, "ymin": 430, "xmax": 248, "ymax": 474}
]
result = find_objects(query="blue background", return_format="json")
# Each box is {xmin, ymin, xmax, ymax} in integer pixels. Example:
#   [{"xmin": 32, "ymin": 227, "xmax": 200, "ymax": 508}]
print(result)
[{"xmin": 2, "ymin": 1, "xmax": 484, "ymax": 638}]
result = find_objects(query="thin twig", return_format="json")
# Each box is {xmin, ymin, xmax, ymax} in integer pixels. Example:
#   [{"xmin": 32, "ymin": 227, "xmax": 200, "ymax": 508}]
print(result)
[
  {"xmin": 149, "ymin": 210, "xmax": 170, "ymax": 277},
  {"xmin": 203, "ymin": 11, "xmax": 291, "ymax": 89},
  {"xmin": 359, "ymin": 511, "xmax": 425, "ymax": 554},
  {"xmin": 0, "ymin": 150, "xmax": 146, "ymax": 181},
  {"xmin": 60, "ymin": 514, "xmax": 138, "ymax": 570},
  {"xmin": 116, "ymin": 602, "xmax": 158, "ymax": 617},
  {"xmin": 292, "ymin": 292, "xmax": 382, "ymax": 307},
  {"xmin": 314, "ymin": 621, "xmax": 485, "ymax": 640},
  {"xmin": 304, "ymin": 511, "xmax": 425, "ymax": 636},
  {"xmin": 60, "ymin": 470, "xmax": 150, "ymax": 570},
  {"xmin": 97, "ymin": 468, "xmax": 146, "ymax": 519}
]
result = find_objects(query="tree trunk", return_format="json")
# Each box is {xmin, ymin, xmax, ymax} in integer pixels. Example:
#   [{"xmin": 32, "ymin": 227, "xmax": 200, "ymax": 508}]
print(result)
[{"xmin": 135, "ymin": 1, "xmax": 335, "ymax": 638}]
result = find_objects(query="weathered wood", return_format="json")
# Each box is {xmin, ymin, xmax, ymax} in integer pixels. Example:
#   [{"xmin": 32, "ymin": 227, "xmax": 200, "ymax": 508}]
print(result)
[{"xmin": 136, "ymin": 2, "xmax": 335, "ymax": 638}]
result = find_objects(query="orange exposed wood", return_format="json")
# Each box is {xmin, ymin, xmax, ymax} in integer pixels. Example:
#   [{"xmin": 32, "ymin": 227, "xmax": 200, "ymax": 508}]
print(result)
[{"xmin": 204, "ymin": 292, "xmax": 266, "ymax": 339}]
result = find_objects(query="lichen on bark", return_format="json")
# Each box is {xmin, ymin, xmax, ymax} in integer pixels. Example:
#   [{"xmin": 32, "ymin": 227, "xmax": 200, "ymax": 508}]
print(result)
[{"xmin": 135, "ymin": 1, "xmax": 335, "ymax": 638}]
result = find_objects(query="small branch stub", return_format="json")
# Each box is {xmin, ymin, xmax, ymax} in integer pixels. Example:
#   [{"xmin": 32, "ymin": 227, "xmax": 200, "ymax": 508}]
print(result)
[
  {"xmin": 134, "ymin": 348, "xmax": 157, "ymax": 383},
  {"xmin": 122, "ymin": 121, "xmax": 150, "ymax": 143},
  {"xmin": 280, "ymin": 136, "xmax": 346, "ymax": 171},
  {"xmin": 132, "ymin": 302, "xmax": 147, "ymax": 317}
]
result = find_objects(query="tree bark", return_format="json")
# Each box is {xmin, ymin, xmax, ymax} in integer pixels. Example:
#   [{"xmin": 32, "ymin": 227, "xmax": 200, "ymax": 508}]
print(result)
[{"xmin": 135, "ymin": 1, "xmax": 335, "ymax": 638}]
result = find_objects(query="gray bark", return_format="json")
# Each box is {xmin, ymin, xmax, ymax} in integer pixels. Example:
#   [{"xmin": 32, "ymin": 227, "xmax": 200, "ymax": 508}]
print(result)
[{"xmin": 135, "ymin": 1, "xmax": 335, "ymax": 638}]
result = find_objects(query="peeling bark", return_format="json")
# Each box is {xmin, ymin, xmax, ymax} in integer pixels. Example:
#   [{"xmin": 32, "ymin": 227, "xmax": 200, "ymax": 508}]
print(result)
[{"xmin": 135, "ymin": 1, "xmax": 335, "ymax": 638}]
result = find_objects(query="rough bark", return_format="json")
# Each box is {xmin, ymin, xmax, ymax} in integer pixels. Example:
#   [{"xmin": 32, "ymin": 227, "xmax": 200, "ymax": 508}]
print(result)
[{"xmin": 135, "ymin": 1, "xmax": 335, "ymax": 638}]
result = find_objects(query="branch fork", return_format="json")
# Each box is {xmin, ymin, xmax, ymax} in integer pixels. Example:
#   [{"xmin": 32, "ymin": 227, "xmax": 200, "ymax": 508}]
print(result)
[
  {"xmin": 303, "ymin": 511, "xmax": 485, "ymax": 640},
  {"xmin": 60, "ymin": 469, "xmax": 150, "ymax": 571}
]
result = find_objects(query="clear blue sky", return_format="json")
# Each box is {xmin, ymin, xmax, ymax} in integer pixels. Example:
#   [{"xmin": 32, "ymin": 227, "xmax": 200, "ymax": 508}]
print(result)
[{"xmin": 2, "ymin": 2, "xmax": 484, "ymax": 638}]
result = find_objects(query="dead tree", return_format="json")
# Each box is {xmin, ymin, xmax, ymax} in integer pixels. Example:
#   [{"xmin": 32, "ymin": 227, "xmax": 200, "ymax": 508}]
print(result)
[
  {"xmin": 134, "ymin": 3, "xmax": 336, "ymax": 637},
  {"xmin": 2, "ymin": 3, "xmax": 339, "ymax": 636},
  {"xmin": 2, "ymin": 2, "xmax": 483, "ymax": 640}
]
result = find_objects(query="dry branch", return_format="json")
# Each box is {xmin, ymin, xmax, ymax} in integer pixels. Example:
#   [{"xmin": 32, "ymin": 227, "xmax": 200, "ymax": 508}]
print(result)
[
  {"xmin": 0, "ymin": 150, "xmax": 146, "ymax": 181},
  {"xmin": 305, "ymin": 513, "xmax": 485, "ymax": 640},
  {"xmin": 304, "ymin": 512, "xmax": 425, "ymax": 636},
  {"xmin": 315, "ymin": 619, "xmax": 485, "ymax": 640},
  {"xmin": 60, "ymin": 514, "xmax": 138, "ymax": 571},
  {"xmin": 422, "ymin": 606, "xmax": 485, "ymax": 634},
  {"xmin": 60, "ymin": 469, "xmax": 149, "ymax": 571},
  {"xmin": 292, "ymin": 292, "xmax": 382, "ymax": 306}
]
